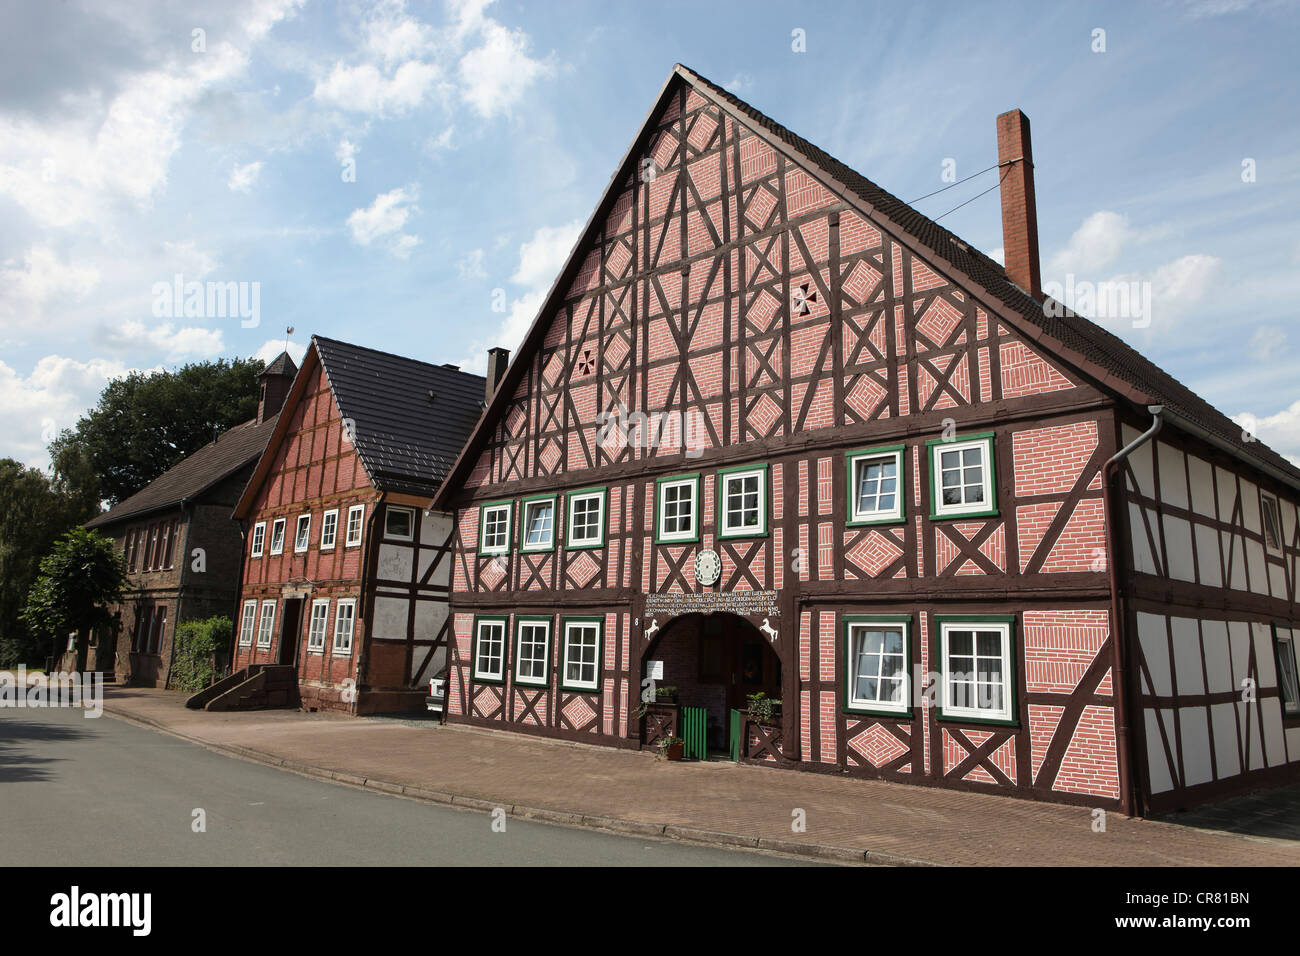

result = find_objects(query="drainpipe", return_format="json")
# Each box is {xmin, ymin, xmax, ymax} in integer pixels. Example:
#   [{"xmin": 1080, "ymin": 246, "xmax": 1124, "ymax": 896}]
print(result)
[
  {"xmin": 232, "ymin": 518, "xmax": 249, "ymax": 678},
  {"xmin": 353, "ymin": 494, "xmax": 383, "ymax": 715},
  {"xmin": 1103, "ymin": 404, "xmax": 1163, "ymax": 818}
]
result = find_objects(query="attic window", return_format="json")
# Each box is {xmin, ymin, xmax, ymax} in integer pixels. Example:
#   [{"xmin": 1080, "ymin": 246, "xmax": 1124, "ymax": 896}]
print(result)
[
  {"xmin": 385, "ymin": 506, "xmax": 415, "ymax": 541},
  {"xmin": 1261, "ymin": 493, "xmax": 1284, "ymax": 556}
]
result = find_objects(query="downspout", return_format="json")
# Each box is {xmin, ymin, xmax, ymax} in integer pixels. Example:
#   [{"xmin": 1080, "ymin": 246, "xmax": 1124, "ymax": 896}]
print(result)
[
  {"xmin": 1103, "ymin": 404, "xmax": 1163, "ymax": 818},
  {"xmin": 164, "ymin": 498, "xmax": 193, "ymax": 690},
  {"xmin": 353, "ymin": 494, "xmax": 384, "ymax": 715}
]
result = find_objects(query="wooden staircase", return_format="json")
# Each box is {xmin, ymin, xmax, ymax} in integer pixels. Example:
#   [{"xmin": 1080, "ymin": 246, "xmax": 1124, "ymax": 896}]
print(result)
[{"xmin": 185, "ymin": 664, "xmax": 300, "ymax": 712}]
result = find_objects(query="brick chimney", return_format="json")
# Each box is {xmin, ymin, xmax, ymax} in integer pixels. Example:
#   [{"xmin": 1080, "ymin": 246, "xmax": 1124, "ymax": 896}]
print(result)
[
  {"xmin": 486, "ymin": 347, "xmax": 510, "ymax": 402},
  {"xmin": 995, "ymin": 109, "xmax": 1042, "ymax": 300}
]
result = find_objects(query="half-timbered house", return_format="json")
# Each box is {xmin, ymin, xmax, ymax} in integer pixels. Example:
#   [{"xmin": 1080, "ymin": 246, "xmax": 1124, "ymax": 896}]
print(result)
[
  {"xmin": 430, "ymin": 64, "xmax": 1300, "ymax": 813},
  {"xmin": 77, "ymin": 355, "xmax": 292, "ymax": 685},
  {"xmin": 228, "ymin": 335, "xmax": 487, "ymax": 714}
]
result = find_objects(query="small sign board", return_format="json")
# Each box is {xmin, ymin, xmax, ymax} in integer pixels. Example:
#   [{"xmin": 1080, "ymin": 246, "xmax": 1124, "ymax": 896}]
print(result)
[{"xmin": 646, "ymin": 659, "xmax": 664, "ymax": 680}]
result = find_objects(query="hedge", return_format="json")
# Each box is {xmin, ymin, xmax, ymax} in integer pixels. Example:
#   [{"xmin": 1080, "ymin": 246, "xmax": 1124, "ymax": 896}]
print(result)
[{"xmin": 170, "ymin": 616, "xmax": 233, "ymax": 692}]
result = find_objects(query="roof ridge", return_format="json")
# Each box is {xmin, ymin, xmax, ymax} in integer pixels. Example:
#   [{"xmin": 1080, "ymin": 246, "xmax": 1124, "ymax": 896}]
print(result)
[{"xmin": 313, "ymin": 333, "xmax": 486, "ymax": 382}]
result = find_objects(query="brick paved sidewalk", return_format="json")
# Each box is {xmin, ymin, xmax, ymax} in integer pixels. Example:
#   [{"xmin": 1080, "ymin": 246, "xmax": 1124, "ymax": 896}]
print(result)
[{"xmin": 98, "ymin": 686, "xmax": 1298, "ymax": 866}]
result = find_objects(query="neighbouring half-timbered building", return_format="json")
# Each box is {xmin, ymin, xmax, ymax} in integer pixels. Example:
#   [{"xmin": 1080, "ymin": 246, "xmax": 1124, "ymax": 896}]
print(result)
[
  {"xmin": 430, "ymin": 64, "xmax": 1300, "ymax": 813},
  {"xmin": 229, "ymin": 335, "xmax": 487, "ymax": 714},
  {"xmin": 77, "ymin": 355, "xmax": 291, "ymax": 686}
]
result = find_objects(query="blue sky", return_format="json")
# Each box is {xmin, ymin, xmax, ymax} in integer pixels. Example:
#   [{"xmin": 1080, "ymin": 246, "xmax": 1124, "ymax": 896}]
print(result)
[{"xmin": 1, "ymin": 0, "xmax": 1298, "ymax": 470}]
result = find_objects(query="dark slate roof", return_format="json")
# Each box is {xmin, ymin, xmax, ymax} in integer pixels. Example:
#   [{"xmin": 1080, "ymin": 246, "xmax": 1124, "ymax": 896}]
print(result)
[
  {"xmin": 263, "ymin": 351, "xmax": 298, "ymax": 378},
  {"xmin": 313, "ymin": 335, "xmax": 487, "ymax": 497},
  {"xmin": 675, "ymin": 64, "xmax": 1300, "ymax": 483},
  {"xmin": 85, "ymin": 415, "xmax": 279, "ymax": 529}
]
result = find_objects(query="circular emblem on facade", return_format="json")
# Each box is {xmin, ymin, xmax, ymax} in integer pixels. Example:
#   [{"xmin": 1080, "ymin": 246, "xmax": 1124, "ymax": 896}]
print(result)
[{"xmin": 694, "ymin": 548, "xmax": 721, "ymax": 587}]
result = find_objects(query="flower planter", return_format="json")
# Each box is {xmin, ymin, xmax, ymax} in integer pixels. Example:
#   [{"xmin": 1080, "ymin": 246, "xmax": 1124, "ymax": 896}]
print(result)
[{"xmin": 664, "ymin": 741, "xmax": 684, "ymax": 761}]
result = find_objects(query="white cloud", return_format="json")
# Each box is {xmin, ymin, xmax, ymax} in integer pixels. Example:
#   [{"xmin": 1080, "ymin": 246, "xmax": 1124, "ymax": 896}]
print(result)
[
  {"xmin": 425, "ymin": 126, "xmax": 455, "ymax": 155},
  {"xmin": 510, "ymin": 220, "xmax": 582, "ymax": 288},
  {"xmin": 986, "ymin": 246, "xmax": 1004, "ymax": 266},
  {"xmin": 1233, "ymin": 399, "xmax": 1300, "ymax": 466},
  {"xmin": 97, "ymin": 320, "xmax": 225, "ymax": 362},
  {"xmin": 459, "ymin": 219, "xmax": 583, "ymax": 371},
  {"xmin": 0, "ymin": 354, "xmax": 143, "ymax": 468},
  {"xmin": 0, "ymin": 245, "xmax": 100, "ymax": 310},
  {"xmin": 1112, "ymin": 253, "xmax": 1222, "ymax": 321},
  {"xmin": 1248, "ymin": 325, "xmax": 1287, "ymax": 359},
  {"xmin": 723, "ymin": 73, "xmax": 754, "ymax": 93},
  {"xmin": 458, "ymin": 20, "xmax": 553, "ymax": 119},
  {"xmin": 253, "ymin": 337, "xmax": 309, "ymax": 366},
  {"xmin": 228, "ymin": 160, "xmax": 264, "ymax": 192},
  {"xmin": 313, "ymin": 59, "xmax": 441, "ymax": 116},
  {"xmin": 346, "ymin": 186, "xmax": 420, "ymax": 256},
  {"xmin": 457, "ymin": 248, "xmax": 487, "ymax": 279},
  {"xmin": 1048, "ymin": 210, "xmax": 1133, "ymax": 277}
]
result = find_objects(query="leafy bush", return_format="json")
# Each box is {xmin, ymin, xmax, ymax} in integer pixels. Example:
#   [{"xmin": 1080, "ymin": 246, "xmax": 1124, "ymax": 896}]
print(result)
[{"xmin": 170, "ymin": 616, "xmax": 233, "ymax": 692}]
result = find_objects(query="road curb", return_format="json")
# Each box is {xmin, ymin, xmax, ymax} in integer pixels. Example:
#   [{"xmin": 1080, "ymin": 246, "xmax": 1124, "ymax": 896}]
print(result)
[{"xmin": 100, "ymin": 702, "xmax": 941, "ymax": 866}]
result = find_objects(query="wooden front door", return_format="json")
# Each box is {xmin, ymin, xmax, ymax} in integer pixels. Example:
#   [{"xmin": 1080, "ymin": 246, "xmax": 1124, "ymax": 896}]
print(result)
[{"xmin": 279, "ymin": 599, "xmax": 302, "ymax": 666}]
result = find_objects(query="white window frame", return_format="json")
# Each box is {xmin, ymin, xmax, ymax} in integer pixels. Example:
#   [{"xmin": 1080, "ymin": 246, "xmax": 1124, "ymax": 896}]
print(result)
[
  {"xmin": 848, "ymin": 447, "xmax": 905, "ymax": 525},
  {"xmin": 250, "ymin": 522, "xmax": 265, "ymax": 558},
  {"xmin": 385, "ymin": 505, "xmax": 415, "ymax": 542},
  {"xmin": 269, "ymin": 518, "xmax": 286, "ymax": 555},
  {"xmin": 561, "ymin": 619, "xmax": 602, "ymax": 692},
  {"xmin": 513, "ymin": 618, "xmax": 551, "ymax": 688},
  {"xmin": 1274, "ymin": 625, "xmax": 1300, "ymax": 716},
  {"xmin": 307, "ymin": 599, "xmax": 330, "ymax": 653},
  {"xmin": 930, "ymin": 435, "xmax": 997, "ymax": 519},
  {"xmin": 520, "ymin": 496, "xmax": 556, "ymax": 553},
  {"xmin": 332, "ymin": 599, "xmax": 357, "ymax": 655},
  {"xmin": 294, "ymin": 513, "xmax": 312, "ymax": 553},
  {"xmin": 320, "ymin": 510, "xmax": 338, "ymax": 550},
  {"xmin": 656, "ymin": 475, "xmax": 699, "ymax": 544},
  {"xmin": 938, "ymin": 619, "xmax": 1015, "ymax": 724},
  {"xmin": 238, "ymin": 600, "xmax": 257, "ymax": 646},
  {"xmin": 845, "ymin": 618, "xmax": 911, "ymax": 715},
  {"xmin": 718, "ymin": 466, "xmax": 768, "ymax": 539},
  {"xmin": 565, "ymin": 488, "xmax": 606, "ymax": 549},
  {"xmin": 479, "ymin": 502, "xmax": 512, "ymax": 556},
  {"xmin": 472, "ymin": 617, "xmax": 507, "ymax": 682},
  {"xmin": 256, "ymin": 600, "xmax": 277, "ymax": 648},
  {"xmin": 1261, "ymin": 493, "xmax": 1285, "ymax": 557},
  {"xmin": 345, "ymin": 505, "xmax": 365, "ymax": 547}
]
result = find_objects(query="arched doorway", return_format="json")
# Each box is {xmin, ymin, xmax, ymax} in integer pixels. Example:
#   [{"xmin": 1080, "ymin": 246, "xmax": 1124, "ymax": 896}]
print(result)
[{"xmin": 642, "ymin": 613, "xmax": 782, "ymax": 754}]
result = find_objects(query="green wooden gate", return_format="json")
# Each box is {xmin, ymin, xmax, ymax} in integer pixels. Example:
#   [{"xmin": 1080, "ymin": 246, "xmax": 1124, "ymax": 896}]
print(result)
[
  {"xmin": 730, "ymin": 709, "xmax": 743, "ymax": 762},
  {"xmin": 681, "ymin": 706, "xmax": 707, "ymax": 760}
]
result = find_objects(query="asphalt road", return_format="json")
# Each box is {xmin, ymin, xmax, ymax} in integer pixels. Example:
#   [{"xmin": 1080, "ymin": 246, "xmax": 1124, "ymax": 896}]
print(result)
[{"xmin": 0, "ymin": 706, "xmax": 815, "ymax": 866}]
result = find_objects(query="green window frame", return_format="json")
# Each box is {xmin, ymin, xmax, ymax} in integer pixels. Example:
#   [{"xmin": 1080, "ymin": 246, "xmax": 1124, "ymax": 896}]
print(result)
[
  {"xmin": 927, "ymin": 432, "xmax": 999, "ymax": 520},
  {"xmin": 842, "ymin": 614, "xmax": 913, "ymax": 717},
  {"xmin": 478, "ymin": 500, "xmax": 513, "ymax": 556},
  {"xmin": 560, "ymin": 616, "xmax": 604, "ymax": 692},
  {"xmin": 932, "ymin": 614, "xmax": 1018, "ymax": 726},
  {"xmin": 565, "ymin": 487, "xmax": 607, "ymax": 550},
  {"xmin": 846, "ymin": 444, "xmax": 907, "ymax": 526},
  {"xmin": 513, "ymin": 616, "xmax": 552, "ymax": 688},
  {"xmin": 655, "ymin": 473, "xmax": 701, "ymax": 544},
  {"xmin": 471, "ymin": 615, "xmax": 508, "ymax": 684},
  {"xmin": 519, "ymin": 494, "xmax": 557, "ymax": 553},
  {"xmin": 717, "ymin": 464, "xmax": 769, "ymax": 539}
]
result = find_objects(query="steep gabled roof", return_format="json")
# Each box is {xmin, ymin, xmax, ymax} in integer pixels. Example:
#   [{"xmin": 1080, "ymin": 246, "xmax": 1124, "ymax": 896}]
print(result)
[
  {"xmin": 263, "ymin": 351, "xmax": 298, "ymax": 378},
  {"xmin": 313, "ymin": 335, "xmax": 487, "ymax": 497},
  {"xmin": 85, "ymin": 415, "xmax": 278, "ymax": 529},
  {"xmin": 235, "ymin": 335, "xmax": 487, "ymax": 516},
  {"xmin": 432, "ymin": 63, "xmax": 1300, "ymax": 508}
]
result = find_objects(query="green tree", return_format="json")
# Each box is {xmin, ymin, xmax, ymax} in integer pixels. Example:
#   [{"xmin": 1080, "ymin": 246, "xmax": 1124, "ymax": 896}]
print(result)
[
  {"xmin": 22, "ymin": 527, "xmax": 127, "ymax": 672},
  {"xmin": 0, "ymin": 459, "xmax": 96, "ymax": 667},
  {"xmin": 49, "ymin": 357, "xmax": 265, "ymax": 504}
]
